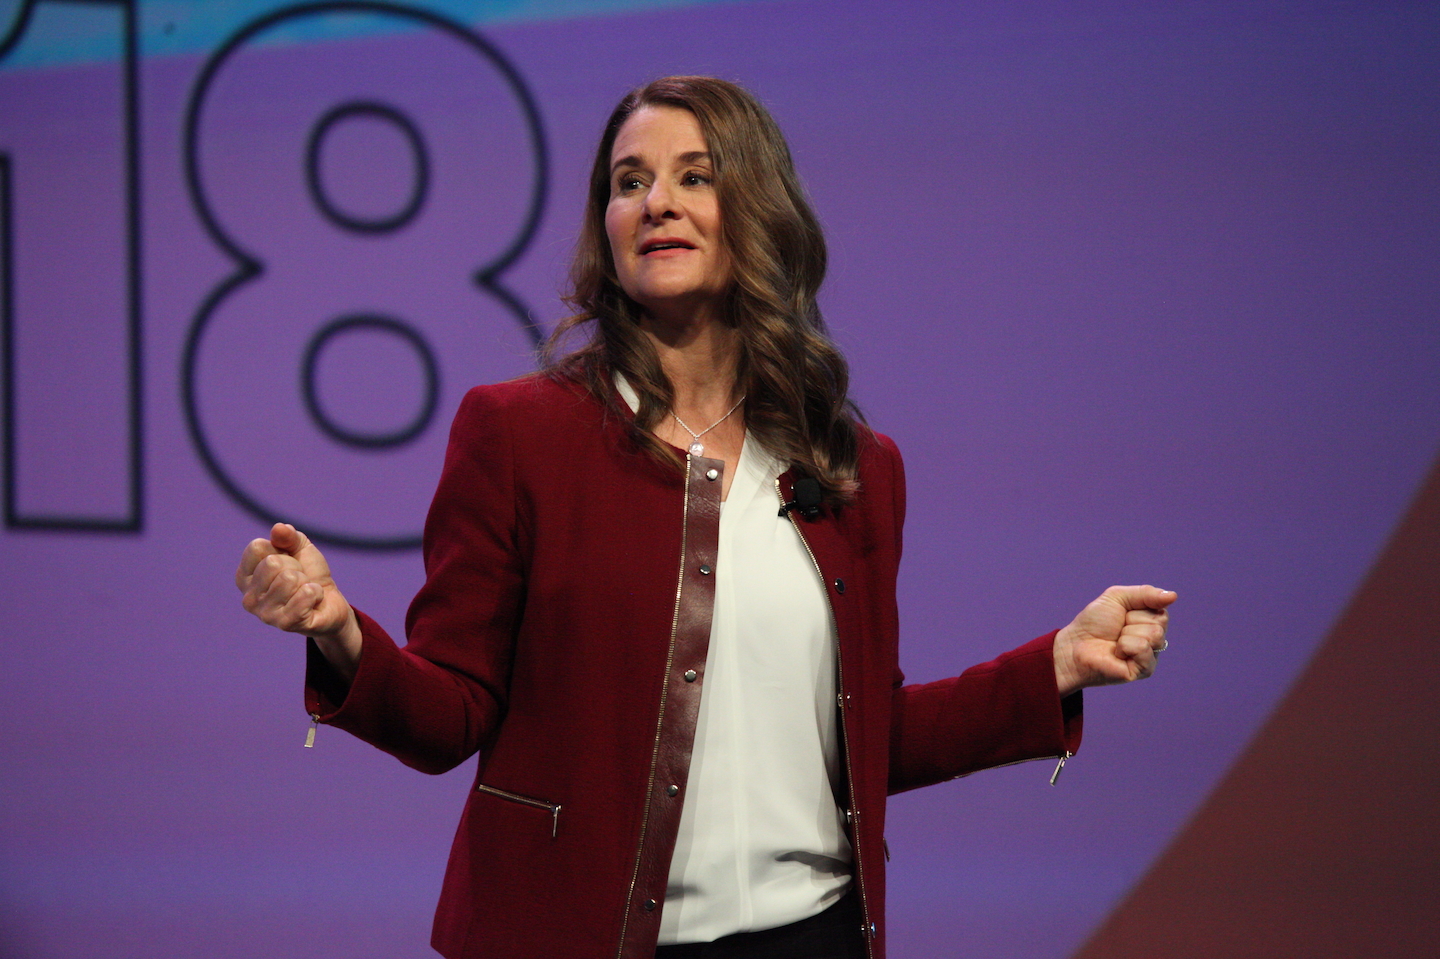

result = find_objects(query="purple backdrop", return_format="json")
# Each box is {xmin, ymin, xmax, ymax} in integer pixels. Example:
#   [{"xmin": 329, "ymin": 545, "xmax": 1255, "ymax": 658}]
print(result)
[{"xmin": 3, "ymin": 1, "xmax": 1437, "ymax": 957}]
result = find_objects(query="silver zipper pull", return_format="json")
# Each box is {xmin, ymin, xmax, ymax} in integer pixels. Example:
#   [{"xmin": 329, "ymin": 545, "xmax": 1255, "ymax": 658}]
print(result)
[
  {"xmin": 551, "ymin": 804, "xmax": 562, "ymax": 839},
  {"xmin": 304, "ymin": 713, "xmax": 319, "ymax": 748},
  {"xmin": 1049, "ymin": 751, "xmax": 1072, "ymax": 786}
]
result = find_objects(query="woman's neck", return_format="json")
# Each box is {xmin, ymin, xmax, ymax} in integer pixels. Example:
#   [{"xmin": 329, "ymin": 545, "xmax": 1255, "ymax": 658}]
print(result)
[
  {"xmin": 640, "ymin": 312, "xmax": 743, "ymax": 419},
  {"xmin": 638, "ymin": 310, "xmax": 746, "ymax": 487}
]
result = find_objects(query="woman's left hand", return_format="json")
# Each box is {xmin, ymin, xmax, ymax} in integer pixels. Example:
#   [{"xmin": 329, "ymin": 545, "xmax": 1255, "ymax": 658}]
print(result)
[{"xmin": 1053, "ymin": 585, "xmax": 1176, "ymax": 697}]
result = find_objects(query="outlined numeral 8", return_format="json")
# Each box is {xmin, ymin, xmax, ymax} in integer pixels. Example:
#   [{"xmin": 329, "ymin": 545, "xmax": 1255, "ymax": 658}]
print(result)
[{"xmin": 182, "ymin": 1, "xmax": 547, "ymax": 549}]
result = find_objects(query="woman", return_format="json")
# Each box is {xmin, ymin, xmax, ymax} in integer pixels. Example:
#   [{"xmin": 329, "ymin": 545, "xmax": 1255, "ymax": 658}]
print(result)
[{"xmin": 237, "ymin": 76, "xmax": 1173, "ymax": 959}]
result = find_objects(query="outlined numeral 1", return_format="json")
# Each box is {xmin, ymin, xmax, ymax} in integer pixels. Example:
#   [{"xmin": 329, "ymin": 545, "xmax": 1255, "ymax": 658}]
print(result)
[{"xmin": 0, "ymin": 0, "xmax": 144, "ymax": 532}]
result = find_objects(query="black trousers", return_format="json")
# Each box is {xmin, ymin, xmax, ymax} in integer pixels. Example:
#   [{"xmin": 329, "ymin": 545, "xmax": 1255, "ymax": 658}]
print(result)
[{"xmin": 652, "ymin": 892, "xmax": 867, "ymax": 959}]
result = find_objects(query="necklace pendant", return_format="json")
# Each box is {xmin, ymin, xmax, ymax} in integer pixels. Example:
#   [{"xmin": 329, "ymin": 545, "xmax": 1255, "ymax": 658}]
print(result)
[{"xmin": 672, "ymin": 396, "xmax": 743, "ymax": 460}]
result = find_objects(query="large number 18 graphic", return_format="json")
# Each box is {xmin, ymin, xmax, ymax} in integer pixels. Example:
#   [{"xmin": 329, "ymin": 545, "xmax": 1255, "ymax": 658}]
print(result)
[{"xmin": 182, "ymin": 2, "xmax": 546, "ymax": 549}]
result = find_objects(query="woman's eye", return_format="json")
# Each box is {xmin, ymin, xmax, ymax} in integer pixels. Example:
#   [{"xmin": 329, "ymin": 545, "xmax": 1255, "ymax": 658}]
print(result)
[
  {"xmin": 616, "ymin": 174, "xmax": 643, "ymax": 192},
  {"xmin": 682, "ymin": 172, "xmax": 711, "ymax": 186}
]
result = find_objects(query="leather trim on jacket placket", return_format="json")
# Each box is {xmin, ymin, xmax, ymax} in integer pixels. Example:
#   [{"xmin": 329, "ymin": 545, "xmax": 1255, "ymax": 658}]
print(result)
[{"xmin": 617, "ymin": 452, "xmax": 723, "ymax": 959}]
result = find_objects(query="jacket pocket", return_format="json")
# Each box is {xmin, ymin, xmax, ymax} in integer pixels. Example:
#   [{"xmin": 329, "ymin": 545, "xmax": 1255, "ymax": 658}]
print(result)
[{"xmin": 476, "ymin": 783, "xmax": 562, "ymax": 839}]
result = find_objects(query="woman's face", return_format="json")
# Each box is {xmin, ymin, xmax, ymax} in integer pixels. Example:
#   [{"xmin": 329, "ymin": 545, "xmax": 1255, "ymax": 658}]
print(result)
[{"xmin": 605, "ymin": 105, "xmax": 731, "ymax": 325}]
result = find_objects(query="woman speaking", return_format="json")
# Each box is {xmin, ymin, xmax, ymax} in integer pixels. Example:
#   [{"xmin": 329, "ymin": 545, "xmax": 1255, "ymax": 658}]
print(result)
[{"xmin": 236, "ymin": 76, "xmax": 1174, "ymax": 959}]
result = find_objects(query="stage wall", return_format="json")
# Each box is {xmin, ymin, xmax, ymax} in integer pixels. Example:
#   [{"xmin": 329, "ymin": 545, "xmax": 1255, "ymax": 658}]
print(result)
[{"xmin": 2, "ymin": 1, "xmax": 1437, "ymax": 957}]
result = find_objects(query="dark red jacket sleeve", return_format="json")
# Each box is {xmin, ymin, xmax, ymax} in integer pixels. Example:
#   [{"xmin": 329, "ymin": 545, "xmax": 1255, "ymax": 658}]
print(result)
[
  {"xmin": 887, "ymin": 632, "xmax": 1083, "ymax": 794},
  {"xmin": 305, "ymin": 385, "xmax": 524, "ymax": 774}
]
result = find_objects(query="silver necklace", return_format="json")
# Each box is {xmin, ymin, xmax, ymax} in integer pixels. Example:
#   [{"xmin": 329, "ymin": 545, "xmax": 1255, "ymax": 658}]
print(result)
[{"xmin": 672, "ymin": 395, "xmax": 745, "ymax": 456}]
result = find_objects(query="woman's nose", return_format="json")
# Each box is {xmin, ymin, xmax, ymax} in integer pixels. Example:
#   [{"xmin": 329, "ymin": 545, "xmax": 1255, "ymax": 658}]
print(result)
[{"xmin": 642, "ymin": 181, "xmax": 678, "ymax": 221}]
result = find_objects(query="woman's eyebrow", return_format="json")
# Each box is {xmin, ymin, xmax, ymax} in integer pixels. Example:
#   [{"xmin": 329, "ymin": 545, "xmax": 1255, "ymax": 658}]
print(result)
[{"xmin": 610, "ymin": 150, "xmax": 712, "ymax": 174}]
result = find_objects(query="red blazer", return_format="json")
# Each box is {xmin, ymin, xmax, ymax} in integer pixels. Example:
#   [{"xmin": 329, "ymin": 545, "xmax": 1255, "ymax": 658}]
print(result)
[{"xmin": 307, "ymin": 374, "xmax": 1082, "ymax": 959}]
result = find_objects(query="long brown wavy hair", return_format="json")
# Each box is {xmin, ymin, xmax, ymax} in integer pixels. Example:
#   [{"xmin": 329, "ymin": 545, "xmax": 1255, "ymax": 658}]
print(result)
[{"xmin": 544, "ymin": 76, "xmax": 864, "ymax": 500}]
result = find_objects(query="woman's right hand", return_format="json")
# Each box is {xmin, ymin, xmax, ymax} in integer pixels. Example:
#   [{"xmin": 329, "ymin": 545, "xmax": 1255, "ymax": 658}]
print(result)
[{"xmin": 237, "ymin": 522, "xmax": 362, "ymax": 680}]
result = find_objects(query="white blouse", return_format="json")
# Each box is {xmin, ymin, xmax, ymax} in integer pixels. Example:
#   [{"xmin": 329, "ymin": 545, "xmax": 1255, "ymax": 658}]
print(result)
[{"xmin": 613, "ymin": 379, "xmax": 852, "ymax": 944}]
